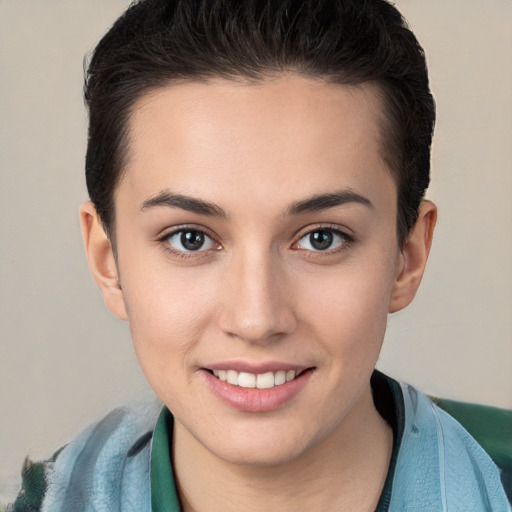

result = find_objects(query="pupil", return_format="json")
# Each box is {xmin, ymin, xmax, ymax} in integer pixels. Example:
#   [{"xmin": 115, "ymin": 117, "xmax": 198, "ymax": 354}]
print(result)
[
  {"xmin": 181, "ymin": 231, "xmax": 204, "ymax": 251},
  {"xmin": 310, "ymin": 230, "xmax": 333, "ymax": 250}
]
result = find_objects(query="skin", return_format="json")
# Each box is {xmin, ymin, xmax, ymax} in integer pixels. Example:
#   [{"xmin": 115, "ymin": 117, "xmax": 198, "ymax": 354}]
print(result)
[{"xmin": 81, "ymin": 75, "xmax": 436, "ymax": 511}]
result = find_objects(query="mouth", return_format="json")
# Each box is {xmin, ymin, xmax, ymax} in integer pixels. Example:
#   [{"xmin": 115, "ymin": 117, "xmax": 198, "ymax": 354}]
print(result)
[
  {"xmin": 202, "ymin": 365, "xmax": 315, "ymax": 412},
  {"xmin": 207, "ymin": 368, "xmax": 304, "ymax": 389},
  {"xmin": 201, "ymin": 360, "xmax": 316, "ymax": 412}
]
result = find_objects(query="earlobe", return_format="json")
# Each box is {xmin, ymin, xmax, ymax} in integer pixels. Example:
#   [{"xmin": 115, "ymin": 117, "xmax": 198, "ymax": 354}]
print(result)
[
  {"xmin": 389, "ymin": 200, "xmax": 437, "ymax": 313},
  {"xmin": 79, "ymin": 201, "xmax": 128, "ymax": 320}
]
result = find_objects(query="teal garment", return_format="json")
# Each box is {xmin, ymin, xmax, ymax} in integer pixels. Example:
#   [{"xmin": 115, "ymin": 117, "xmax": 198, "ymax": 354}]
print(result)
[
  {"xmin": 389, "ymin": 383, "xmax": 509, "ymax": 511},
  {"xmin": 432, "ymin": 397, "xmax": 512, "ymax": 482},
  {"xmin": 19, "ymin": 399, "xmax": 161, "ymax": 512},
  {"xmin": 8, "ymin": 374, "xmax": 511, "ymax": 511},
  {"xmin": 151, "ymin": 407, "xmax": 180, "ymax": 512}
]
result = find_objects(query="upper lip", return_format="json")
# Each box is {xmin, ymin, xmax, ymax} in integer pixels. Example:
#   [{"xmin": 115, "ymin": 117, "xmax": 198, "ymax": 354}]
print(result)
[{"xmin": 202, "ymin": 361, "xmax": 311, "ymax": 374}]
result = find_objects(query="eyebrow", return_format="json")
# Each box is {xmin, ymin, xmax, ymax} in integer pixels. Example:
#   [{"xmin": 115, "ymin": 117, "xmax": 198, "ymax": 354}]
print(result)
[
  {"xmin": 140, "ymin": 191, "xmax": 227, "ymax": 218},
  {"xmin": 286, "ymin": 189, "xmax": 374, "ymax": 216}
]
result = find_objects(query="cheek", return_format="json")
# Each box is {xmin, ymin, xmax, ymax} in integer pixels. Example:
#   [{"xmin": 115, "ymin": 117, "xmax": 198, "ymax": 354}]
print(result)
[
  {"xmin": 297, "ymin": 256, "xmax": 397, "ymax": 356},
  {"xmin": 120, "ymin": 262, "xmax": 217, "ymax": 380}
]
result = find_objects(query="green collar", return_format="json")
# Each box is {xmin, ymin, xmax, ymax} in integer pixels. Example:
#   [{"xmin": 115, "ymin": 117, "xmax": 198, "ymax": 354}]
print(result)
[
  {"xmin": 150, "ymin": 371, "xmax": 405, "ymax": 512},
  {"xmin": 372, "ymin": 371, "xmax": 405, "ymax": 512},
  {"xmin": 151, "ymin": 406, "xmax": 181, "ymax": 512}
]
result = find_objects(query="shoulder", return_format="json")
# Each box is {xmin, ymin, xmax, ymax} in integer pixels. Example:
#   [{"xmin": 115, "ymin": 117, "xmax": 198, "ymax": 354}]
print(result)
[
  {"xmin": 390, "ymin": 382, "xmax": 511, "ymax": 511},
  {"xmin": 433, "ymin": 395, "xmax": 512, "ymax": 507},
  {"xmin": 432, "ymin": 396, "xmax": 512, "ymax": 474},
  {"xmin": 8, "ymin": 399, "xmax": 161, "ymax": 512}
]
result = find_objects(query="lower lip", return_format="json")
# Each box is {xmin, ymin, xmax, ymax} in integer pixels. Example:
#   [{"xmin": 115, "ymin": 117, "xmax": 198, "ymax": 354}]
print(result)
[{"xmin": 202, "ymin": 369, "xmax": 314, "ymax": 412}]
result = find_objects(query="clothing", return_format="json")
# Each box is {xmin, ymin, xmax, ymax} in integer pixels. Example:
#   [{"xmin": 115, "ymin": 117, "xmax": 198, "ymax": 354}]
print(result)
[{"xmin": 9, "ymin": 373, "xmax": 511, "ymax": 512}]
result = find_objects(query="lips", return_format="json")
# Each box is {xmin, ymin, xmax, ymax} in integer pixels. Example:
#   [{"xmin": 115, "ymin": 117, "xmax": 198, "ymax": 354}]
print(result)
[{"xmin": 202, "ymin": 364, "xmax": 314, "ymax": 412}]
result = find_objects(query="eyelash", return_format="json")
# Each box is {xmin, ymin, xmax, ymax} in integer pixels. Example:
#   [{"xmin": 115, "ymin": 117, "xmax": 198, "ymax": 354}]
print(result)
[
  {"xmin": 157, "ymin": 224, "xmax": 355, "ymax": 259},
  {"xmin": 157, "ymin": 225, "xmax": 220, "ymax": 259},
  {"xmin": 293, "ymin": 225, "xmax": 355, "ymax": 254}
]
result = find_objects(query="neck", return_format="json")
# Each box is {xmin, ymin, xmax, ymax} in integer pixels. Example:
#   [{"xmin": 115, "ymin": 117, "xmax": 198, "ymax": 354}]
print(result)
[{"xmin": 173, "ymin": 385, "xmax": 393, "ymax": 512}]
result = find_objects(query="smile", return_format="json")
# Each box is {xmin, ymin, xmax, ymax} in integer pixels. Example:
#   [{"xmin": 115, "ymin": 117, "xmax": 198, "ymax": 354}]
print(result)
[
  {"xmin": 210, "ymin": 369, "xmax": 299, "ymax": 389},
  {"xmin": 204, "ymin": 366, "xmax": 314, "ymax": 412}
]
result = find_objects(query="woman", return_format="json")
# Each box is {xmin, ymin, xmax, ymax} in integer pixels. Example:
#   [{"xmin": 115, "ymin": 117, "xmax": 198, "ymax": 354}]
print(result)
[{"xmin": 8, "ymin": 1, "xmax": 510, "ymax": 510}]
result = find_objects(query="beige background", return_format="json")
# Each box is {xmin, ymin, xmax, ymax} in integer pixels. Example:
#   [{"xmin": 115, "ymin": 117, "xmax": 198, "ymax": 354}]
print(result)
[{"xmin": 1, "ymin": 0, "xmax": 511, "ymax": 505}]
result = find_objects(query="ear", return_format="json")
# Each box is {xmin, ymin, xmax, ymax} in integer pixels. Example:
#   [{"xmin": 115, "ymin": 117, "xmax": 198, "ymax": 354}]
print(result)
[
  {"xmin": 79, "ymin": 201, "xmax": 128, "ymax": 320},
  {"xmin": 389, "ymin": 200, "xmax": 437, "ymax": 313}
]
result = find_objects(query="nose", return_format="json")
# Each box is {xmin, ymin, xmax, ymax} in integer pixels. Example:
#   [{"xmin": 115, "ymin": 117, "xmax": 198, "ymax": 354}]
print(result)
[{"xmin": 217, "ymin": 250, "xmax": 297, "ymax": 344}]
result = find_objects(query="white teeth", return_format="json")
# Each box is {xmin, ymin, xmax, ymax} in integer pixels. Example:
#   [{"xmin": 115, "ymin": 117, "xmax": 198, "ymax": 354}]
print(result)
[
  {"xmin": 238, "ymin": 372, "xmax": 256, "ymax": 388},
  {"xmin": 286, "ymin": 370, "xmax": 296, "ymax": 382},
  {"xmin": 256, "ymin": 372, "xmax": 275, "ymax": 389},
  {"xmin": 226, "ymin": 370, "xmax": 239, "ymax": 385},
  {"xmin": 211, "ymin": 368, "xmax": 301, "ymax": 388},
  {"xmin": 274, "ymin": 370, "xmax": 286, "ymax": 386}
]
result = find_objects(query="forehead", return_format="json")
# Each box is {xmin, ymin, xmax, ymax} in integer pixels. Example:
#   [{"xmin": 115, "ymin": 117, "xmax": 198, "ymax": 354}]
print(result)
[{"xmin": 118, "ymin": 75, "xmax": 395, "ymax": 213}]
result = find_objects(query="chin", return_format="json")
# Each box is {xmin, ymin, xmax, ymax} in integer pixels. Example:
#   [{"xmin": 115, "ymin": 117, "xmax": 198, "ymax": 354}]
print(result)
[
  {"xmin": 203, "ymin": 426, "xmax": 319, "ymax": 468},
  {"xmin": 216, "ymin": 445, "xmax": 304, "ymax": 468}
]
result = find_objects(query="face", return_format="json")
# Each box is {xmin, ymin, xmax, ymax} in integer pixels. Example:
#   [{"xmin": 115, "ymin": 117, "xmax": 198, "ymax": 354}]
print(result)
[{"xmin": 86, "ymin": 76, "xmax": 425, "ymax": 467}]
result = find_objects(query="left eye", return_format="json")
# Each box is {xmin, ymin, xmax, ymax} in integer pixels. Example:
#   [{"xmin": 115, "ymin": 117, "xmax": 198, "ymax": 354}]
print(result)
[
  {"xmin": 166, "ymin": 229, "xmax": 216, "ymax": 252},
  {"xmin": 296, "ymin": 229, "xmax": 347, "ymax": 251}
]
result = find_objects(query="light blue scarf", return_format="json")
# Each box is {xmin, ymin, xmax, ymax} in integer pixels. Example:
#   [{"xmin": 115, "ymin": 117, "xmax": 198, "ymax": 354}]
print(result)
[{"xmin": 37, "ymin": 385, "xmax": 510, "ymax": 512}]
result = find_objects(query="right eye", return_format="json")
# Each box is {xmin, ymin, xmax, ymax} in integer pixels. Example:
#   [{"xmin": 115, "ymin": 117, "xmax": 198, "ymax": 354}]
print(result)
[{"xmin": 165, "ymin": 229, "xmax": 217, "ymax": 253}]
